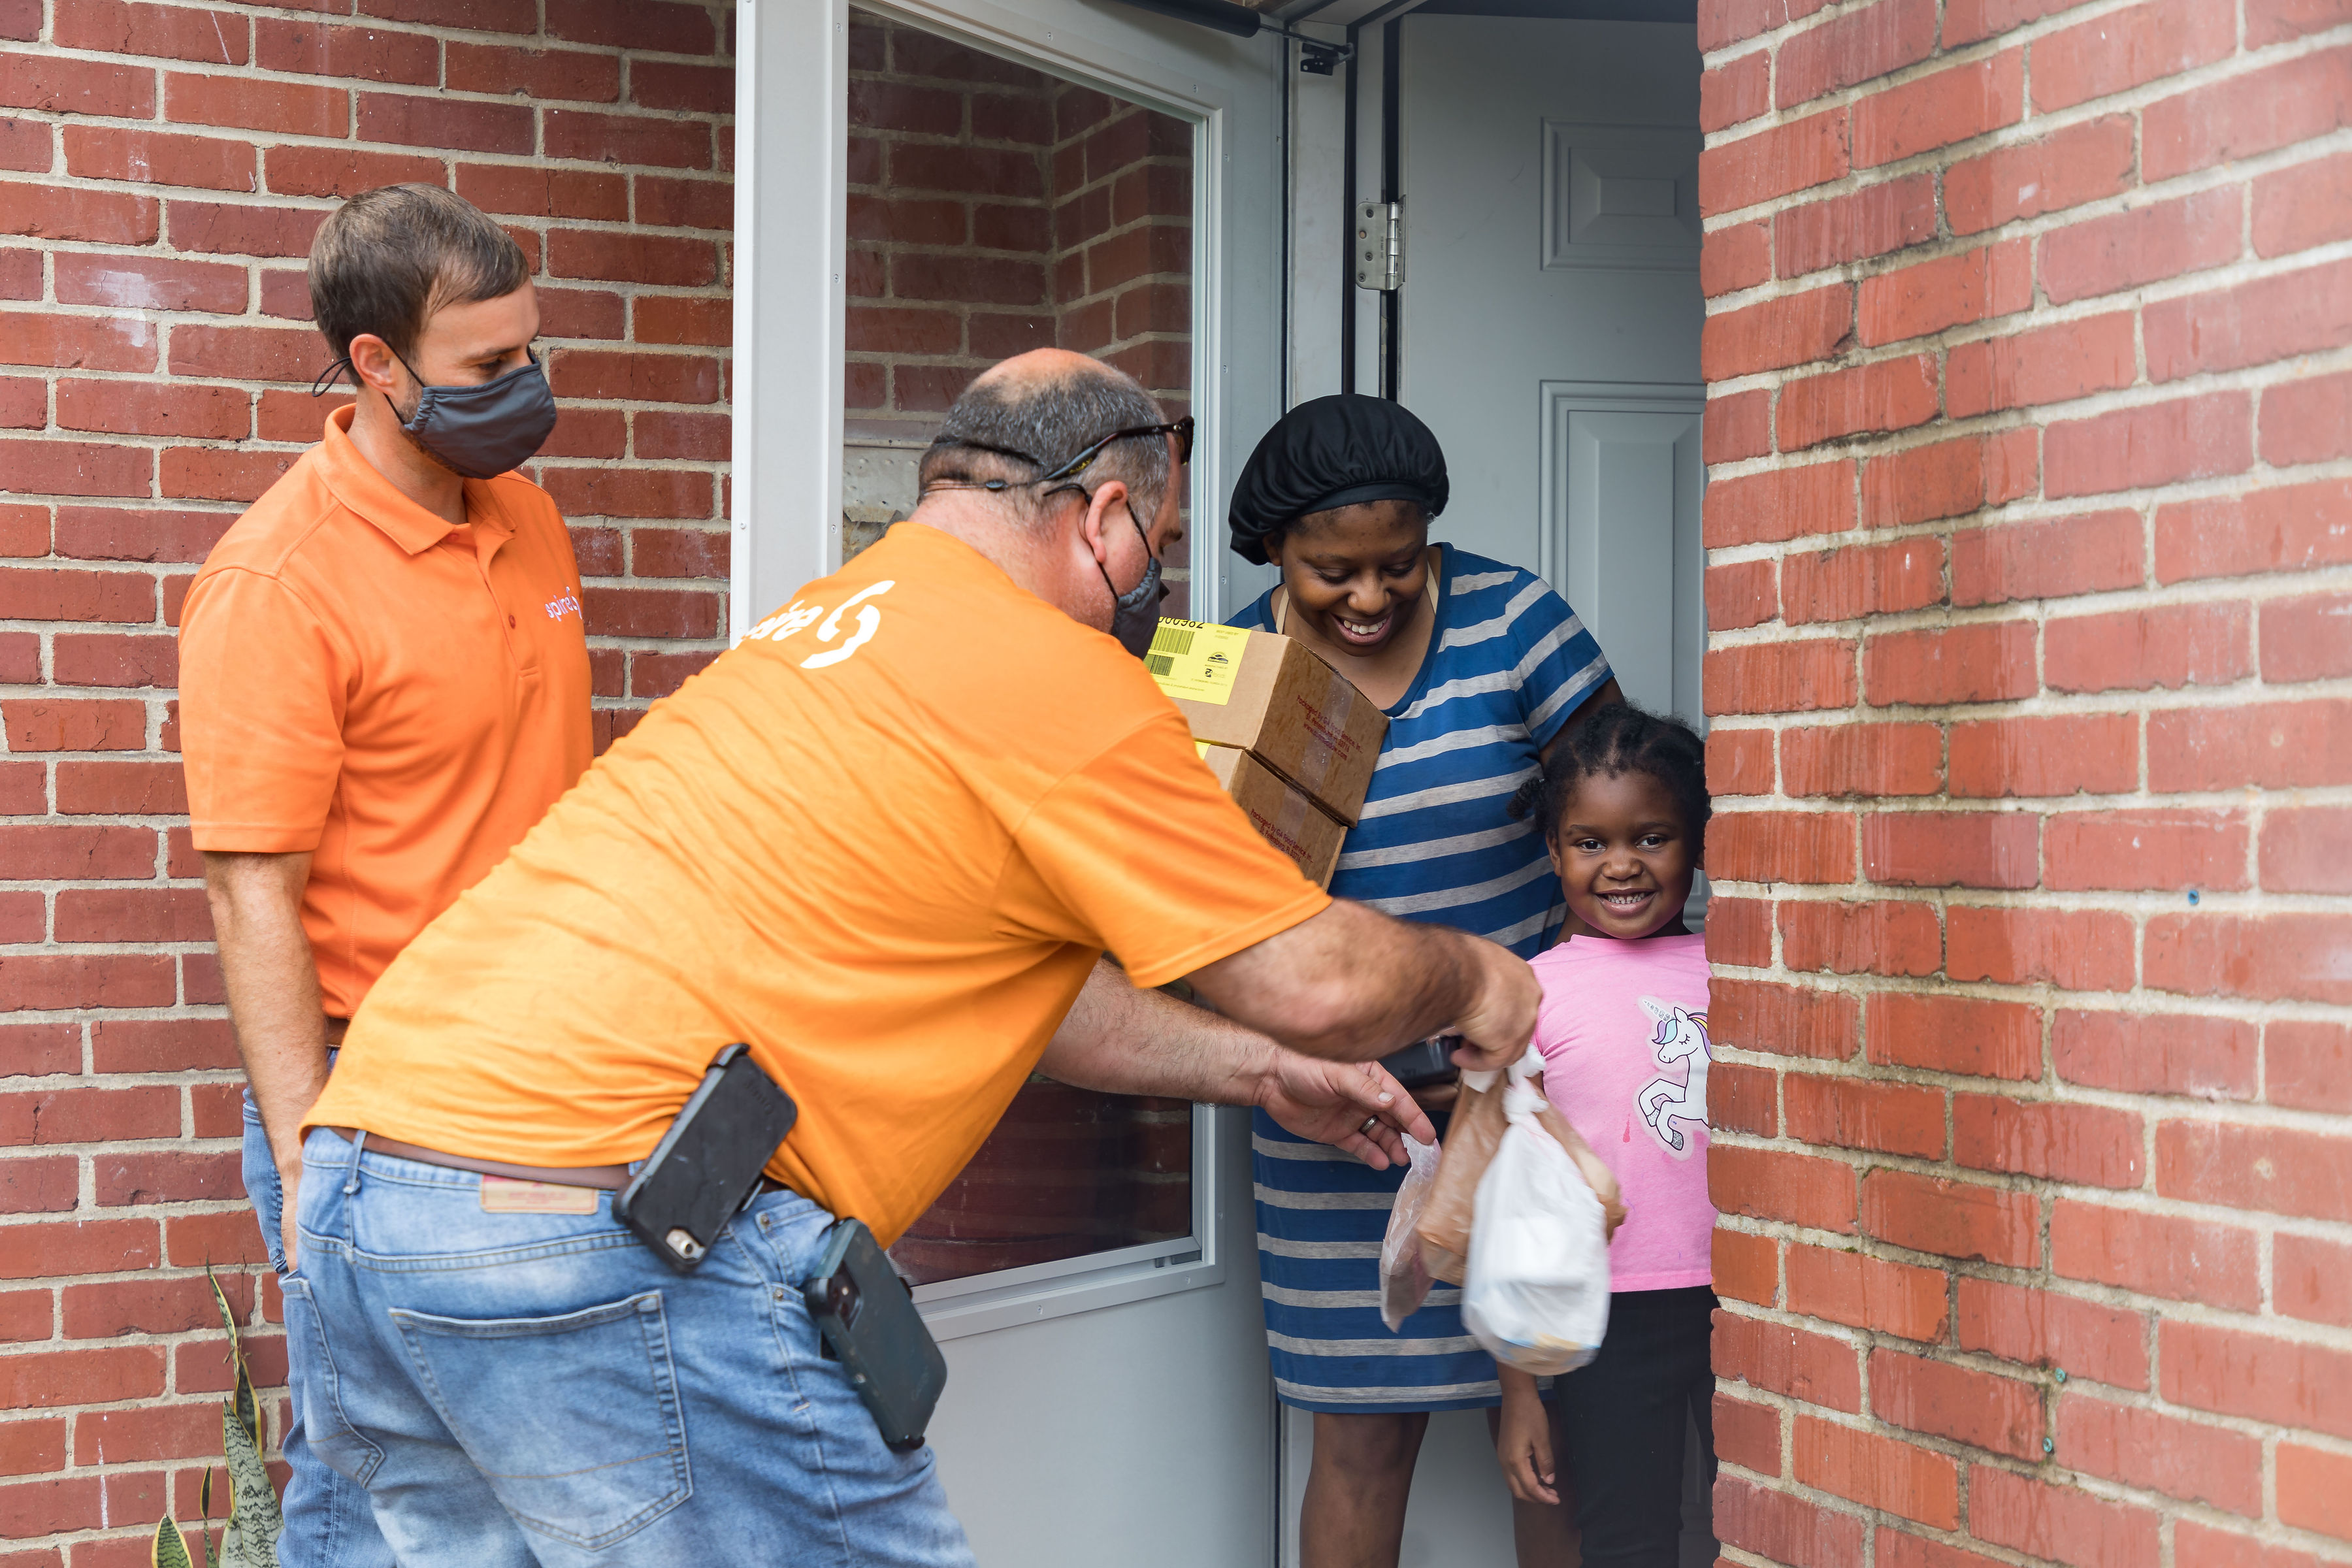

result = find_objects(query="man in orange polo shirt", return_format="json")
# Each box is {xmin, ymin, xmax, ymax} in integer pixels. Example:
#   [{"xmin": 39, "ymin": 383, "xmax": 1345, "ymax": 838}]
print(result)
[
  {"xmin": 178, "ymin": 185, "xmax": 592, "ymax": 1568},
  {"xmin": 287, "ymin": 351, "xmax": 1540, "ymax": 1565}
]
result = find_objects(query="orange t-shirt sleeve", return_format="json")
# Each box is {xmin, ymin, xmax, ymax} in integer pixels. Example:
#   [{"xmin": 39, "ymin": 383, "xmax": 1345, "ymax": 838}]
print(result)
[
  {"xmin": 179, "ymin": 568, "xmax": 350, "ymax": 853},
  {"xmin": 1001, "ymin": 708, "xmax": 1333, "ymax": 989}
]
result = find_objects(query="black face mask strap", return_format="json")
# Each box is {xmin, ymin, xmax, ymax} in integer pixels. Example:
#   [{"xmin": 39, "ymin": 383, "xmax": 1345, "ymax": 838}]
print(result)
[
  {"xmin": 1092, "ymin": 496, "xmax": 1152, "ymax": 593},
  {"xmin": 312, "ymin": 342, "xmax": 429, "ymax": 408},
  {"xmin": 918, "ymin": 436, "xmax": 1049, "ymax": 500},
  {"xmin": 386, "ymin": 342, "xmax": 430, "ymax": 393}
]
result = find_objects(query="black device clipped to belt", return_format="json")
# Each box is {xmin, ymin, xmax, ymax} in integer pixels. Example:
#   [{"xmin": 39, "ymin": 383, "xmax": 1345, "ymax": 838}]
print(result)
[
  {"xmin": 614, "ymin": 1044, "xmax": 800, "ymax": 1271},
  {"xmin": 614, "ymin": 1045, "xmax": 947, "ymax": 1450}
]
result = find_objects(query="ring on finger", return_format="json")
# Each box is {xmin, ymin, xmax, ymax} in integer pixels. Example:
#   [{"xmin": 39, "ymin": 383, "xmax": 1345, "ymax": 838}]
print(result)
[{"xmin": 1357, "ymin": 1115, "xmax": 1380, "ymax": 1135}]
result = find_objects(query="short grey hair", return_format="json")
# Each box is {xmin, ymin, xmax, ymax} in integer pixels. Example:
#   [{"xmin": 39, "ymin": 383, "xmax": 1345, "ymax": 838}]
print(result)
[{"xmin": 919, "ymin": 361, "xmax": 1171, "ymax": 524}]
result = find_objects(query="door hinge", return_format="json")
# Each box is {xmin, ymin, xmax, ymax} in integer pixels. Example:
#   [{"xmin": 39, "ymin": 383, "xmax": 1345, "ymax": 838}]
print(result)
[{"xmin": 1354, "ymin": 201, "xmax": 1402, "ymax": 292}]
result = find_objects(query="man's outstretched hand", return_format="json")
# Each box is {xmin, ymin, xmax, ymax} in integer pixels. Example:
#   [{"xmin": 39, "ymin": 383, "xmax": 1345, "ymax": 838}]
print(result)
[{"xmin": 1256, "ymin": 1052, "xmax": 1436, "ymax": 1169}]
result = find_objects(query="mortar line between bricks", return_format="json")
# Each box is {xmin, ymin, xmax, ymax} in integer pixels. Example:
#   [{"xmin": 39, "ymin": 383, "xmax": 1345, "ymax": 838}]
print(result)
[
  {"xmin": 1699, "ymin": 81, "xmax": 2352, "ymax": 236},
  {"xmin": 1701, "ymin": 223, "xmax": 2352, "ymax": 358},
  {"xmin": 1697, "ymin": 14, "xmax": 2352, "ymax": 152},
  {"xmin": 1714, "ymin": 1037, "xmax": 2352, "ymax": 1124},
  {"xmin": 1735, "ymin": 151, "xmax": 2352, "ymax": 306},
  {"xmin": 1701, "ymin": 120, "xmax": 2352, "ymax": 271},
  {"xmin": 1707, "ymin": 1242, "xmax": 2352, "ymax": 1372},
  {"xmin": 1702, "ymin": 321, "xmax": 2352, "ymax": 429}
]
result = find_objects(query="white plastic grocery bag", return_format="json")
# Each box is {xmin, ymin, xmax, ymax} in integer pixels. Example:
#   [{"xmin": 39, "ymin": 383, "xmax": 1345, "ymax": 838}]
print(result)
[
  {"xmin": 1379, "ymin": 1134, "xmax": 1443, "ymax": 1331},
  {"xmin": 1461, "ymin": 1051, "xmax": 1612, "ymax": 1375}
]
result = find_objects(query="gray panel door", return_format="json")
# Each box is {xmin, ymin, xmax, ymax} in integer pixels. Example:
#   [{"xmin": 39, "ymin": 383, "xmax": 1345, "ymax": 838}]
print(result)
[
  {"xmin": 1544, "ymin": 389, "xmax": 1708, "ymax": 727},
  {"xmin": 1397, "ymin": 16, "xmax": 1704, "ymax": 579}
]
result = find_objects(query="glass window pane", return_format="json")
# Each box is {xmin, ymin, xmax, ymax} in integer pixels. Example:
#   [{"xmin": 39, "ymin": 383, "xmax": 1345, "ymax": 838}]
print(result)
[
  {"xmin": 840, "ymin": 8, "xmax": 1198, "ymax": 1286},
  {"xmin": 891, "ymin": 1079, "xmax": 1193, "ymax": 1286}
]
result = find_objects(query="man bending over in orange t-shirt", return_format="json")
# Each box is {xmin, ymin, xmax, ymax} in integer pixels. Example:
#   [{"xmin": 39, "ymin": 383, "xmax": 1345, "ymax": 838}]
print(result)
[
  {"xmin": 292, "ymin": 350, "xmax": 1540, "ymax": 1566},
  {"xmin": 178, "ymin": 186, "xmax": 593, "ymax": 1568}
]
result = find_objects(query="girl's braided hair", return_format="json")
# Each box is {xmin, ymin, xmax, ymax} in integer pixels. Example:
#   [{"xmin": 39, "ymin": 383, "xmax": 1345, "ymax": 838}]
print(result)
[{"xmin": 1507, "ymin": 702, "xmax": 1710, "ymax": 853}]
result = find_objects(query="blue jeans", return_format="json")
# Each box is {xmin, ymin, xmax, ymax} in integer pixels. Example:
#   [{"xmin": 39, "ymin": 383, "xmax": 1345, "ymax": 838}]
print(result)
[
  {"xmin": 242, "ymin": 1096, "xmax": 399, "ymax": 1568},
  {"xmin": 287, "ymin": 1128, "xmax": 976, "ymax": 1568}
]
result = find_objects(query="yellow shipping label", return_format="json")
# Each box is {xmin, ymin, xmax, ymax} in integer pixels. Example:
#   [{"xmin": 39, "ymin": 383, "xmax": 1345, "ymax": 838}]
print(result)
[{"xmin": 1146, "ymin": 619, "xmax": 1249, "ymax": 706}]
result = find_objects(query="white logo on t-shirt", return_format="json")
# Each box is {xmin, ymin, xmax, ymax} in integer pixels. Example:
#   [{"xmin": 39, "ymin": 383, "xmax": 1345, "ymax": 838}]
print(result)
[
  {"xmin": 744, "ymin": 580, "xmax": 896, "ymax": 670},
  {"xmin": 1634, "ymin": 997, "xmax": 1710, "ymax": 1160}
]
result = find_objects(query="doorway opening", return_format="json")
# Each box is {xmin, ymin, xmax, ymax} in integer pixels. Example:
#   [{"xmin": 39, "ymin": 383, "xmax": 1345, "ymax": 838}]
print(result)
[{"xmin": 1281, "ymin": 5, "xmax": 1711, "ymax": 1561}]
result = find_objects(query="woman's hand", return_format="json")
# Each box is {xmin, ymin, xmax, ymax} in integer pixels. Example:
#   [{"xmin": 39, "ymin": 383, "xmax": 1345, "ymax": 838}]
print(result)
[{"xmin": 1493, "ymin": 1373, "xmax": 1559, "ymax": 1506}]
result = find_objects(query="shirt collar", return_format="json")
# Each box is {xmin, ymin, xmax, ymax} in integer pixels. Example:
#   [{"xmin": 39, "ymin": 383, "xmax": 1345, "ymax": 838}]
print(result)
[{"xmin": 313, "ymin": 402, "xmax": 512, "ymax": 556}]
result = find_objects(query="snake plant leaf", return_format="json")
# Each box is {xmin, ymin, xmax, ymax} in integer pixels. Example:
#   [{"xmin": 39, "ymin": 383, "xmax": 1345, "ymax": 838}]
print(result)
[
  {"xmin": 219, "ymin": 1397, "xmax": 283, "ymax": 1568},
  {"xmin": 153, "ymin": 1516, "xmax": 197, "ymax": 1568},
  {"xmin": 201, "ymin": 1465, "xmax": 220, "ymax": 1568},
  {"xmin": 207, "ymin": 1269, "xmax": 259, "ymax": 1448}
]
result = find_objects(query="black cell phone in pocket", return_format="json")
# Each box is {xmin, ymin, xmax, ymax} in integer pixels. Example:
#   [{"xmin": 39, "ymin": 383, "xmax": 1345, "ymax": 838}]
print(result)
[
  {"xmin": 804, "ymin": 1218, "xmax": 948, "ymax": 1452},
  {"xmin": 614, "ymin": 1044, "xmax": 798, "ymax": 1273}
]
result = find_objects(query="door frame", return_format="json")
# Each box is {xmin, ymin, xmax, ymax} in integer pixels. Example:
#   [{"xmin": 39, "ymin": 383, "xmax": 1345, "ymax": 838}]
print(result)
[{"xmin": 728, "ymin": 0, "xmax": 1288, "ymax": 1337}]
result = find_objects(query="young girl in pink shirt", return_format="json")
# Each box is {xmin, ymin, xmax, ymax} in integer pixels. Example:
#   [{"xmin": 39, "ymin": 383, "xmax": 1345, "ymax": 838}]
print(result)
[{"xmin": 1494, "ymin": 703, "xmax": 1715, "ymax": 1567}]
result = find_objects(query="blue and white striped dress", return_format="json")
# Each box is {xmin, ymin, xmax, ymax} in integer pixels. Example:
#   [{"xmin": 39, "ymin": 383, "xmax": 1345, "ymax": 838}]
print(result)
[{"xmin": 1235, "ymin": 546, "xmax": 1612, "ymax": 1413}]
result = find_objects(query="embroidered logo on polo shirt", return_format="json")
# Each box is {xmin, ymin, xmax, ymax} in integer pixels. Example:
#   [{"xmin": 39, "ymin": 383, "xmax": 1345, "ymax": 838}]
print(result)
[{"xmin": 544, "ymin": 585, "xmax": 582, "ymax": 623}]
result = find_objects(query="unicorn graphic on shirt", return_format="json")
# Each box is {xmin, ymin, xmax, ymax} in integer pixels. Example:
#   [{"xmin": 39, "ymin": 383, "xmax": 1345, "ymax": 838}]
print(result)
[{"xmin": 1635, "ymin": 998, "xmax": 1710, "ymax": 1159}]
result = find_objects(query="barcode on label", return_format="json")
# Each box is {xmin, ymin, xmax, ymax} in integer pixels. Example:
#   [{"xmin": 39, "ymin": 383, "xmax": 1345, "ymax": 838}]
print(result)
[
  {"xmin": 1149, "ymin": 625, "xmax": 1196, "ymax": 657},
  {"xmin": 1146, "ymin": 653, "xmax": 1175, "ymax": 676}
]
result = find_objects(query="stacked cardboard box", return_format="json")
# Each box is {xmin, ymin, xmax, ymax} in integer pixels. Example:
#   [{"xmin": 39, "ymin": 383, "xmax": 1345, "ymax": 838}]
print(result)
[
  {"xmin": 1194, "ymin": 743, "xmax": 1346, "ymax": 887},
  {"xmin": 1147, "ymin": 619, "xmax": 1389, "ymax": 886}
]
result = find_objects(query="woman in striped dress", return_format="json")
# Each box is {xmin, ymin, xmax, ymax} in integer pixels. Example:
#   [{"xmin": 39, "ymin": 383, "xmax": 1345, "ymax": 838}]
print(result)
[{"xmin": 1226, "ymin": 395, "xmax": 1622, "ymax": 1568}]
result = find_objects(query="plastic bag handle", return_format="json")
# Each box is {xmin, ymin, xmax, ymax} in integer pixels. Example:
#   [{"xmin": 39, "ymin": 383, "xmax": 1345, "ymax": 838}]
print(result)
[{"xmin": 1465, "ymin": 1045, "xmax": 1546, "ymax": 1096}]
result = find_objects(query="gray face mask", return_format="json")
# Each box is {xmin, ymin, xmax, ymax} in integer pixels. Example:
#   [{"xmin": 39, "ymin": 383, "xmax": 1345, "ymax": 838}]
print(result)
[
  {"xmin": 316, "ymin": 346, "xmax": 559, "ymax": 481},
  {"xmin": 388, "ymin": 348, "xmax": 558, "ymax": 480},
  {"xmin": 1098, "ymin": 506, "xmax": 1168, "ymax": 659}
]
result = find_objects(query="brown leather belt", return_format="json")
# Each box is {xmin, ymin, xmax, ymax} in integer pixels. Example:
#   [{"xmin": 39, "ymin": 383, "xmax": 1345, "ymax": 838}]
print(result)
[
  {"xmin": 333, "ymin": 1128, "xmax": 792, "ymax": 1201},
  {"xmin": 331, "ymin": 1129, "xmax": 633, "ymax": 1190}
]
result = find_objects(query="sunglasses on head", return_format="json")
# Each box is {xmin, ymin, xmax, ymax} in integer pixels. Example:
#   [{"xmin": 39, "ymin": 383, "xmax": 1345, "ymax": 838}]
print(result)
[
  {"xmin": 1036, "ymin": 414, "xmax": 1195, "ymax": 484},
  {"xmin": 936, "ymin": 414, "xmax": 1195, "ymax": 495}
]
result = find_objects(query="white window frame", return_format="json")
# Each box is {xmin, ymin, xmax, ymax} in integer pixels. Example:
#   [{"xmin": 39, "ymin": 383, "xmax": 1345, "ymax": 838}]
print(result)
[
  {"xmin": 730, "ymin": 0, "xmax": 1277, "ymax": 1339},
  {"xmin": 906, "ymin": 1106, "xmax": 1224, "ymax": 1341}
]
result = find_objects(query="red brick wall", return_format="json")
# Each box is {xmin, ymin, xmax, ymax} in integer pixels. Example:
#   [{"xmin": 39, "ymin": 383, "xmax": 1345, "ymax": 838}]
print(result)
[
  {"xmin": 1046, "ymin": 84, "xmax": 1190, "ymax": 417},
  {"xmin": 1046, "ymin": 79, "xmax": 1191, "ymax": 621},
  {"xmin": 842, "ymin": 10, "xmax": 1191, "ymax": 589},
  {"xmin": 1699, "ymin": 0, "xmax": 2352, "ymax": 1558},
  {"xmin": 844, "ymin": 10, "xmax": 1190, "ymax": 434},
  {"xmin": 0, "ymin": 2, "xmax": 732, "ymax": 1558},
  {"xmin": 845, "ymin": 12, "xmax": 1060, "ymax": 442}
]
